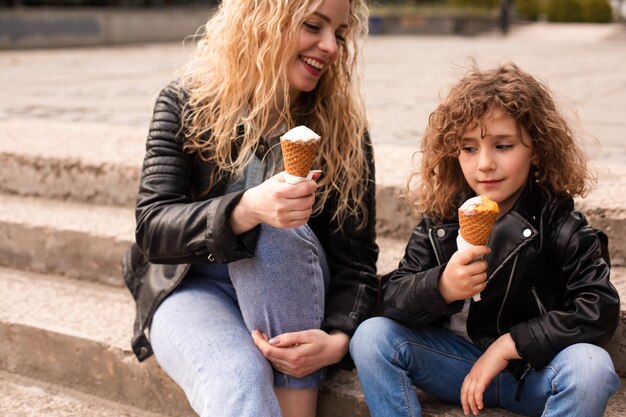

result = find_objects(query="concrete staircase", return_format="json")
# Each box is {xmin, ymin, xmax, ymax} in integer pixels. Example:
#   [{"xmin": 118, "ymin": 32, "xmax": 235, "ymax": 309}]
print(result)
[{"xmin": 1, "ymin": 142, "xmax": 626, "ymax": 417}]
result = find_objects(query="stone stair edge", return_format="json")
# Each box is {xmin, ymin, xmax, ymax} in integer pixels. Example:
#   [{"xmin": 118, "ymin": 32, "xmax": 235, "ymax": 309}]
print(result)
[
  {"xmin": 0, "ymin": 370, "xmax": 168, "ymax": 417},
  {"xmin": 3, "ymin": 145, "xmax": 626, "ymax": 211}
]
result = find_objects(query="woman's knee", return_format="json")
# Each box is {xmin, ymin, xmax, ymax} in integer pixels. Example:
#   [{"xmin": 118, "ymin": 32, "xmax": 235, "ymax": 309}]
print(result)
[
  {"xmin": 229, "ymin": 224, "xmax": 327, "ymax": 283},
  {"xmin": 256, "ymin": 224, "xmax": 321, "ymax": 259}
]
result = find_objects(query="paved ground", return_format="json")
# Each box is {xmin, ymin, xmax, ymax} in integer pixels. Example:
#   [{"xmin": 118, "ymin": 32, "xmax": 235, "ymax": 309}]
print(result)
[{"xmin": 2, "ymin": 22, "xmax": 626, "ymax": 194}]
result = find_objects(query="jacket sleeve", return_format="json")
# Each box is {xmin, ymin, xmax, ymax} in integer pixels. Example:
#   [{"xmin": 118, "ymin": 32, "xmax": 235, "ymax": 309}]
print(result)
[
  {"xmin": 382, "ymin": 218, "xmax": 459, "ymax": 326},
  {"xmin": 134, "ymin": 82, "xmax": 259, "ymax": 264},
  {"xmin": 320, "ymin": 134, "xmax": 379, "ymax": 336},
  {"xmin": 510, "ymin": 220, "xmax": 620, "ymax": 369}
]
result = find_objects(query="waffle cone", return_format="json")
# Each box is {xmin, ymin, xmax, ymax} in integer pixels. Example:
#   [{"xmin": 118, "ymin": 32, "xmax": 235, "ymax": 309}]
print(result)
[
  {"xmin": 280, "ymin": 138, "xmax": 319, "ymax": 178},
  {"xmin": 458, "ymin": 209, "xmax": 498, "ymax": 246}
]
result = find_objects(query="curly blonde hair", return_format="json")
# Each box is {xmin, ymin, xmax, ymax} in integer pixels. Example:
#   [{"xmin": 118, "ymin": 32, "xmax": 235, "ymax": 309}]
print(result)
[
  {"xmin": 178, "ymin": 0, "xmax": 370, "ymax": 228},
  {"xmin": 410, "ymin": 62, "xmax": 595, "ymax": 221}
]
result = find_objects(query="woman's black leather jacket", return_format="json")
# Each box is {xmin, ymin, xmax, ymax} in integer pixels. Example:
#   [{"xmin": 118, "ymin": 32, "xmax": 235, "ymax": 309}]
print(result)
[
  {"xmin": 382, "ymin": 183, "xmax": 619, "ymax": 372},
  {"xmin": 122, "ymin": 82, "xmax": 379, "ymax": 361}
]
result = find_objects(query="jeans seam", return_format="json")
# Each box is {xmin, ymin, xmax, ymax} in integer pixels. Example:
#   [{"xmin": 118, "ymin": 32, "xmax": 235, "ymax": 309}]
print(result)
[
  {"xmin": 396, "ymin": 340, "xmax": 478, "ymax": 366},
  {"xmin": 540, "ymin": 366, "xmax": 558, "ymax": 417},
  {"xmin": 391, "ymin": 344, "xmax": 416, "ymax": 416},
  {"xmin": 151, "ymin": 316, "xmax": 214, "ymax": 412}
]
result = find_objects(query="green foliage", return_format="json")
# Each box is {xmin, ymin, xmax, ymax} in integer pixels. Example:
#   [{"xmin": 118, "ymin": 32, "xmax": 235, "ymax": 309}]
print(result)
[
  {"xmin": 545, "ymin": 0, "xmax": 613, "ymax": 22},
  {"xmin": 546, "ymin": 0, "xmax": 584, "ymax": 22},
  {"xmin": 515, "ymin": 0, "xmax": 542, "ymax": 20},
  {"xmin": 581, "ymin": 0, "xmax": 613, "ymax": 22},
  {"xmin": 447, "ymin": 0, "xmax": 499, "ymax": 10}
]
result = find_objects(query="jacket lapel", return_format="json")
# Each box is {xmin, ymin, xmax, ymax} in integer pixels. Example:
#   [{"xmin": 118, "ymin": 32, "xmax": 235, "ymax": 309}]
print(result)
[{"xmin": 486, "ymin": 211, "xmax": 537, "ymax": 281}]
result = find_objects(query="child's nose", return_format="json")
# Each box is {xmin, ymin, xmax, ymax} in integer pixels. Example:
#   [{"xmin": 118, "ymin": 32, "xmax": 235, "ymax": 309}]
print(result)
[{"xmin": 478, "ymin": 149, "xmax": 496, "ymax": 171}]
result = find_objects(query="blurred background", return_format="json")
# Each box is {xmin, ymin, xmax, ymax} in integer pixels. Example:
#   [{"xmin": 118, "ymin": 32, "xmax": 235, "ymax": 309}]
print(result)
[{"xmin": 0, "ymin": 0, "xmax": 624, "ymax": 48}]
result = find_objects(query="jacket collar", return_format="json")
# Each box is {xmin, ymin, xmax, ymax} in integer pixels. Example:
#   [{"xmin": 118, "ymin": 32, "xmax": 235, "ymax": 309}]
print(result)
[{"xmin": 485, "ymin": 182, "xmax": 544, "ymax": 279}]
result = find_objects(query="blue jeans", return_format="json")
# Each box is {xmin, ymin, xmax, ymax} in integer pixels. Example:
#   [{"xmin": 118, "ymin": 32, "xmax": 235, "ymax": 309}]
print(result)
[
  {"xmin": 150, "ymin": 224, "xmax": 330, "ymax": 417},
  {"xmin": 350, "ymin": 317, "xmax": 620, "ymax": 417}
]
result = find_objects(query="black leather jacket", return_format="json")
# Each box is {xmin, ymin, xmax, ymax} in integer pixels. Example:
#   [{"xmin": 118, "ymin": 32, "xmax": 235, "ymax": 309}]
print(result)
[
  {"xmin": 383, "ymin": 183, "xmax": 619, "ymax": 372},
  {"xmin": 122, "ymin": 82, "xmax": 379, "ymax": 361}
]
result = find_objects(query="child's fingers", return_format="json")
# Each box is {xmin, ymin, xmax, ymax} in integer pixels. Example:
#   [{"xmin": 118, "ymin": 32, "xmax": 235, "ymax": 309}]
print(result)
[
  {"xmin": 474, "ymin": 389, "xmax": 485, "ymax": 413},
  {"xmin": 457, "ymin": 245, "xmax": 491, "ymax": 265}
]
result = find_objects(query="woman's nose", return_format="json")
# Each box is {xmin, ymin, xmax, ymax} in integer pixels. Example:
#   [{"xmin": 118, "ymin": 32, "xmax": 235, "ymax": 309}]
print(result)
[{"xmin": 318, "ymin": 31, "xmax": 338, "ymax": 57}]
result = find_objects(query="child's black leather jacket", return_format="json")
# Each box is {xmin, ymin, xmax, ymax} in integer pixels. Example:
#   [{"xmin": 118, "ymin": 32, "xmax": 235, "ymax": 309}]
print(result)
[
  {"xmin": 382, "ymin": 183, "xmax": 619, "ymax": 372},
  {"xmin": 122, "ymin": 82, "xmax": 379, "ymax": 362}
]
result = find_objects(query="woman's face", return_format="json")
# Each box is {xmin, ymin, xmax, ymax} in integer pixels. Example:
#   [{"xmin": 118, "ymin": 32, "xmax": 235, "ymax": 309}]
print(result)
[{"xmin": 287, "ymin": 0, "xmax": 350, "ymax": 98}]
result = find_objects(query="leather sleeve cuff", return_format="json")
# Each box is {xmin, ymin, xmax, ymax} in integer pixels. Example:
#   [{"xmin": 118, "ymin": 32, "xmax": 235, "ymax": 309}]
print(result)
[
  {"xmin": 509, "ymin": 320, "xmax": 554, "ymax": 369},
  {"xmin": 208, "ymin": 191, "xmax": 260, "ymax": 263}
]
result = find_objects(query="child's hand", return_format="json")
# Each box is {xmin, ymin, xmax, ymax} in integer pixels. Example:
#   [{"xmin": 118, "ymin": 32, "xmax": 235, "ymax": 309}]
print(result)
[
  {"xmin": 461, "ymin": 333, "xmax": 521, "ymax": 416},
  {"xmin": 439, "ymin": 246, "xmax": 491, "ymax": 303}
]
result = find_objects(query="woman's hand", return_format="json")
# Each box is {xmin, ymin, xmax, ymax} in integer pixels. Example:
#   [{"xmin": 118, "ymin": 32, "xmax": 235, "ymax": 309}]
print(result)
[
  {"xmin": 439, "ymin": 246, "xmax": 491, "ymax": 303},
  {"xmin": 230, "ymin": 172, "xmax": 320, "ymax": 235},
  {"xmin": 461, "ymin": 333, "xmax": 521, "ymax": 416},
  {"xmin": 251, "ymin": 329, "xmax": 349, "ymax": 377}
]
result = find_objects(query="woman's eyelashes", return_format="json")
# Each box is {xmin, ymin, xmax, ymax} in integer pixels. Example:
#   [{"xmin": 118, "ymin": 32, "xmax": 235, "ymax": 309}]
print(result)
[
  {"xmin": 303, "ymin": 21, "xmax": 346, "ymax": 43},
  {"xmin": 303, "ymin": 22, "xmax": 320, "ymax": 32}
]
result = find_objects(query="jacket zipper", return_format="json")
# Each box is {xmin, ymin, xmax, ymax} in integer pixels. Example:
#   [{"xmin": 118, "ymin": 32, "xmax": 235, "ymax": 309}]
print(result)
[
  {"xmin": 428, "ymin": 228, "xmax": 443, "ymax": 266},
  {"xmin": 496, "ymin": 254, "xmax": 519, "ymax": 335},
  {"xmin": 515, "ymin": 363, "xmax": 532, "ymax": 401},
  {"xmin": 531, "ymin": 286, "xmax": 547, "ymax": 315}
]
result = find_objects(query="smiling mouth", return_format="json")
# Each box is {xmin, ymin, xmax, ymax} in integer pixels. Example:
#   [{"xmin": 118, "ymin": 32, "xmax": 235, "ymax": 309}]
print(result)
[{"xmin": 301, "ymin": 56, "xmax": 325, "ymax": 71}]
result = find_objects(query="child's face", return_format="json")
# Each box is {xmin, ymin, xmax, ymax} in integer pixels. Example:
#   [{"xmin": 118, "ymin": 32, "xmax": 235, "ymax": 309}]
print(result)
[
  {"xmin": 286, "ymin": 0, "xmax": 349, "ymax": 98},
  {"xmin": 458, "ymin": 107, "xmax": 535, "ymax": 216}
]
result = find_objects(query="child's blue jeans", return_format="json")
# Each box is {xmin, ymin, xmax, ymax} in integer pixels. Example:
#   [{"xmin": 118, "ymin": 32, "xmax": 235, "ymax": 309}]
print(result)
[
  {"xmin": 149, "ymin": 224, "xmax": 329, "ymax": 417},
  {"xmin": 350, "ymin": 316, "xmax": 620, "ymax": 417}
]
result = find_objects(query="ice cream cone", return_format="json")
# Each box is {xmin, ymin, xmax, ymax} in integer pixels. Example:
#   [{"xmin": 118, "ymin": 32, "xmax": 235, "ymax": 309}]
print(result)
[
  {"xmin": 280, "ymin": 126, "xmax": 320, "ymax": 183},
  {"xmin": 458, "ymin": 195, "xmax": 499, "ymax": 246}
]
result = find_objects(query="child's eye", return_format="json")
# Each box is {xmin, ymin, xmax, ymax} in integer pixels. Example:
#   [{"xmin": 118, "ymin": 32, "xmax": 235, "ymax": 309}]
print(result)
[
  {"xmin": 335, "ymin": 33, "xmax": 346, "ymax": 43},
  {"xmin": 461, "ymin": 146, "xmax": 478, "ymax": 153},
  {"xmin": 496, "ymin": 144, "xmax": 514, "ymax": 150}
]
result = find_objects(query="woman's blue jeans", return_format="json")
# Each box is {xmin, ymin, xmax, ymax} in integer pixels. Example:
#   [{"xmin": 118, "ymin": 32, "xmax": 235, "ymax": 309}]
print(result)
[
  {"xmin": 149, "ymin": 224, "xmax": 329, "ymax": 417},
  {"xmin": 350, "ymin": 317, "xmax": 620, "ymax": 417}
]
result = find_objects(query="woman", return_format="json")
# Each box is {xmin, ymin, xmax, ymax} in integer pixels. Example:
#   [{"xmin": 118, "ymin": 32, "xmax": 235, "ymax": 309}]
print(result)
[{"xmin": 122, "ymin": 0, "xmax": 378, "ymax": 416}]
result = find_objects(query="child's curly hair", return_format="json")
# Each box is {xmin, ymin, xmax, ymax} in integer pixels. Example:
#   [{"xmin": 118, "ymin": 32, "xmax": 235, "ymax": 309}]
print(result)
[{"xmin": 409, "ymin": 62, "xmax": 596, "ymax": 221}]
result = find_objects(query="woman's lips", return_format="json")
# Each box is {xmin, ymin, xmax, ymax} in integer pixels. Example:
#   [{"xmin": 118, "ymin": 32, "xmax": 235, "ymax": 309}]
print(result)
[{"xmin": 301, "ymin": 56, "xmax": 324, "ymax": 76}]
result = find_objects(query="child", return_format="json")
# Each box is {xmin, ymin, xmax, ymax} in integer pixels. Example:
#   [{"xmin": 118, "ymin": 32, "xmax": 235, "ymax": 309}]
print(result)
[
  {"xmin": 350, "ymin": 62, "xmax": 620, "ymax": 417},
  {"xmin": 122, "ymin": 1, "xmax": 378, "ymax": 416}
]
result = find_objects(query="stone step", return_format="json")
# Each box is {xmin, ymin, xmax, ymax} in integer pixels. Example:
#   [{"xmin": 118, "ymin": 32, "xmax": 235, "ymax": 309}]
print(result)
[
  {"xmin": 0, "ymin": 120, "xmax": 144, "ymax": 208},
  {"xmin": 0, "ymin": 370, "xmax": 166, "ymax": 417},
  {"xmin": 2, "ymin": 141, "xmax": 626, "ymax": 265},
  {"xmin": 2, "ymin": 266, "xmax": 624, "ymax": 417},
  {"xmin": 0, "ymin": 193, "xmax": 133, "ymax": 287},
  {"xmin": 0, "ymin": 194, "xmax": 407, "ymax": 287}
]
